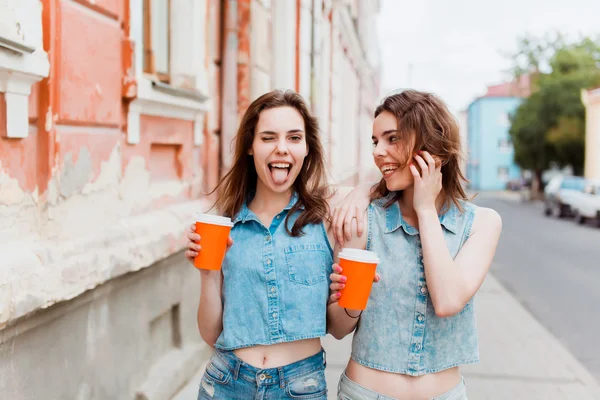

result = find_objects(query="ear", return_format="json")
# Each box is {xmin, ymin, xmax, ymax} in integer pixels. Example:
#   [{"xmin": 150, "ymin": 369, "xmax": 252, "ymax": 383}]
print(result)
[{"xmin": 248, "ymin": 149, "xmax": 253, "ymax": 156}]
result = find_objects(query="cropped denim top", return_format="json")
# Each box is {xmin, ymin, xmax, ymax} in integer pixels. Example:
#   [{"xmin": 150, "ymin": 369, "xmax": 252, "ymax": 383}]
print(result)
[
  {"xmin": 214, "ymin": 193, "xmax": 333, "ymax": 350},
  {"xmin": 351, "ymin": 193, "xmax": 479, "ymax": 376}
]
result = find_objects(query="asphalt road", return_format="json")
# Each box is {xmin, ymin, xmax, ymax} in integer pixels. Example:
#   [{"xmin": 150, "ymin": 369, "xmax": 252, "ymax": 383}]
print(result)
[{"xmin": 474, "ymin": 193, "xmax": 600, "ymax": 382}]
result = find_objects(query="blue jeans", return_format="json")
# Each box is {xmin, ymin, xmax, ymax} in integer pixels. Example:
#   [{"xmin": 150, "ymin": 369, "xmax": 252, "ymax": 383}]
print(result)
[
  {"xmin": 338, "ymin": 372, "xmax": 468, "ymax": 400},
  {"xmin": 198, "ymin": 349, "xmax": 328, "ymax": 400}
]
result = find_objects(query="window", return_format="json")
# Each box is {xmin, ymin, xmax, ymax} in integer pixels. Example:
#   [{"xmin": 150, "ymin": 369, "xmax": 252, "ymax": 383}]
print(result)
[
  {"xmin": 143, "ymin": 0, "xmax": 171, "ymax": 83},
  {"xmin": 498, "ymin": 138, "xmax": 512, "ymax": 152},
  {"xmin": 498, "ymin": 112, "xmax": 510, "ymax": 127},
  {"xmin": 497, "ymin": 167, "xmax": 509, "ymax": 182}
]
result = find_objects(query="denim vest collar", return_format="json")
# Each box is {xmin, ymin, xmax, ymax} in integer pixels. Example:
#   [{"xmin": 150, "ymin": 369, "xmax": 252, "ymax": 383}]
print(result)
[
  {"xmin": 373, "ymin": 192, "xmax": 458, "ymax": 236},
  {"xmin": 233, "ymin": 192, "xmax": 303, "ymax": 225}
]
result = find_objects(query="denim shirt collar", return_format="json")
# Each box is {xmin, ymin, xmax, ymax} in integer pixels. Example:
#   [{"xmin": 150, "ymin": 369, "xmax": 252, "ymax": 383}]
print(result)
[
  {"xmin": 374, "ymin": 192, "xmax": 458, "ymax": 236},
  {"xmin": 232, "ymin": 192, "xmax": 303, "ymax": 225}
]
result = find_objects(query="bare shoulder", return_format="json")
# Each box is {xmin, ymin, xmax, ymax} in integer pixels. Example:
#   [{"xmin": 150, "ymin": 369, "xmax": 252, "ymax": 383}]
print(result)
[
  {"xmin": 326, "ymin": 185, "xmax": 353, "ymax": 208},
  {"xmin": 472, "ymin": 206, "xmax": 502, "ymax": 235}
]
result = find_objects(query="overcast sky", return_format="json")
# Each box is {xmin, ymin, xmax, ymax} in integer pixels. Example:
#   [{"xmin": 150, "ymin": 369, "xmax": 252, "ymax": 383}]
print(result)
[{"xmin": 377, "ymin": 0, "xmax": 600, "ymax": 114}]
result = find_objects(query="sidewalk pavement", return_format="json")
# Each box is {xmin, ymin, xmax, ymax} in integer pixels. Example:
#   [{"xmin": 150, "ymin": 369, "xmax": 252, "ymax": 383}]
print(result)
[{"xmin": 173, "ymin": 274, "xmax": 600, "ymax": 400}]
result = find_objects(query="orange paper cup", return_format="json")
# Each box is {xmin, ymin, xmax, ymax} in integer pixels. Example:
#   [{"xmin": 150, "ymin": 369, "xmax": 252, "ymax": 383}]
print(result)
[
  {"xmin": 337, "ymin": 248, "xmax": 380, "ymax": 311},
  {"xmin": 193, "ymin": 214, "xmax": 233, "ymax": 270}
]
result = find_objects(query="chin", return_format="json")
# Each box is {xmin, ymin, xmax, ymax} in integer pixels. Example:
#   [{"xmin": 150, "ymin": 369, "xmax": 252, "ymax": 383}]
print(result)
[{"xmin": 384, "ymin": 178, "xmax": 411, "ymax": 192}]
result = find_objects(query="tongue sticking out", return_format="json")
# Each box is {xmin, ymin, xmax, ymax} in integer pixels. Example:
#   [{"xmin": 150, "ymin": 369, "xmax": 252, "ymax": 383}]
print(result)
[{"xmin": 271, "ymin": 167, "xmax": 289, "ymax": 185}]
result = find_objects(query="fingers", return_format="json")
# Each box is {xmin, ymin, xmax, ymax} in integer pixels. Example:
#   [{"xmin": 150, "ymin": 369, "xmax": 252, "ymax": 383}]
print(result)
[
  {"xmin": 185, "ymin": 250, "xmax": 198, "ymax": 262},
  {"xmin": 356, "ymin": 206, "xmax": 365, "ymax": 238},
  {"xmin": 413, "ymin": 154, "xmax": 429, "ymax": 178},
  {"xmin": 329, "ymin": 291, "xmax": 342, "ymax": 304},
  {"xmin": 335, "ymin": 203, "xmax": 351, "ymax": 246},
  {"xmin": 409, "ymin": 164, "xmax": 421, "ymax": 181},
  {"xmin": 373, "ymin": 273, "xmax": 380, "ymax": 283},
  {"xmin": 421, "ymin": 151, "xmax": 437, "ymax": 174},
  {"xmin": 187, "ymin": 229, "xmax": 201, "ymax": 241},
  {"xmin": 343, "ymin": 206, "xmax": 357, "ymax": 242},
  {"xmin": 226, "ymin": 237, "xmax": 234, "ymax": 250},
  {"xmin": 187, "ymin": 240, "xmax": 201, "ymax": 251},
  {"xmin": 330, "ymin": 282, "xmax": 346, "ymax": 291}
]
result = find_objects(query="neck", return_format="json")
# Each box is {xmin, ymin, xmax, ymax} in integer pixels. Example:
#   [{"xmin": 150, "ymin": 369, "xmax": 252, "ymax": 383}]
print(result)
[
  {"xmin": 398, "ymin": 187, "xmax": 445, "ymax": 218},
  {"xmin": 250, "ymin": 181, "xmax": 294, "ymax": 215}
]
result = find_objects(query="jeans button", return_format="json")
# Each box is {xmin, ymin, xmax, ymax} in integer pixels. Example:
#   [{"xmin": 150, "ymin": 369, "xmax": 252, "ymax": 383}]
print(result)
[{"xmin": 259, "ymin": 373, "xmax": 266, "ymax": 381}]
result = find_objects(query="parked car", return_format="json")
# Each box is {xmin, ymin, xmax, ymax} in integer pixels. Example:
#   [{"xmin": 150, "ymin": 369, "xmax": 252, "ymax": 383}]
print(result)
[
  {"xmin": 571, "ymin": 181, "xmax": 600, "ymax": 226},
  {"xmin": 543, "ymin": 175, "xmax": 587, "ymax": 218}
]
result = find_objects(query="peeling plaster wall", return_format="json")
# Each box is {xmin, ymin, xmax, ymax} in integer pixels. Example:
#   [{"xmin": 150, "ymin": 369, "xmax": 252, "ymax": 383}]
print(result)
[{"xmin": 0, "ymin": 0, "xmax": 213, "ymax": 330}]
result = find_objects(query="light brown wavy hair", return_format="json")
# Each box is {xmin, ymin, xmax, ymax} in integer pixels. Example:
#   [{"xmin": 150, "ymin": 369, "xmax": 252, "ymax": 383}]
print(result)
[
  {"xmin": 211, "ymin": 90, "xmax": 330, "ymax": 236},
  {"xmin": 370, "ymin": 90, "xmax": 468, "ymax": 211}
]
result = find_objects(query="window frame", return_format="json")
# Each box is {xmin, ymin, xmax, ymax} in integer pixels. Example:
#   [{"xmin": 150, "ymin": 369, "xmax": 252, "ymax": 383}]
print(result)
[{"xmin": 143, "ymin": 0, "xmax": 171, "ymax": 84}]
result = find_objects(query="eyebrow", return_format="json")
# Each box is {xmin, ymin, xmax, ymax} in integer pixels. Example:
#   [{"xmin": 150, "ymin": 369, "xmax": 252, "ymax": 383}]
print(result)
[
  {"xmin": 258, "ymin": 129, "xmax": 305, "ymax": 135},
  {"xmin": 372, "ymin": 129, "xmax": 399, "ymax": 140}
]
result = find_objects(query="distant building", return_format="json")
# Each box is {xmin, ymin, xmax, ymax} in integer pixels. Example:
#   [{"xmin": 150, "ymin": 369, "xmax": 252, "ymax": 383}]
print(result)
[
  {"xmin": 582, "ymin": 86, "xmax": 600, "ymax": 180},
  {"xmin": 466, "ymin": 97, "xmax": 523, "ymax": 191}
]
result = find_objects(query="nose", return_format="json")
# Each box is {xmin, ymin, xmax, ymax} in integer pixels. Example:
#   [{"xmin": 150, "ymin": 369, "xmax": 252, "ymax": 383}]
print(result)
[
  {"xmin": 372, "ymin": 142, "xmax": 386, "ymax": 158},
  {"xmin": 276, "ymin": 137, "xmax": 289, "ymax": 154}
]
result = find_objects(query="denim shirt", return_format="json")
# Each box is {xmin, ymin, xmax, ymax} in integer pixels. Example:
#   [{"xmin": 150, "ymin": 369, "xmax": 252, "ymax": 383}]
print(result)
[
  {"xmin": 351, "ymin": 193, "xmax": 479, "ymax": 376},
  {"xmin": 214, "ymin": 193, "xmax": 333, "ymax": 350}
]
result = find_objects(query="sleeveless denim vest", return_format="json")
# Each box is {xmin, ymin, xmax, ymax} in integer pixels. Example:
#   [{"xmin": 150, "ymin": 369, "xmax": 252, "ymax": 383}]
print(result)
[
  {"xmin": 351, "ymin": 193, "xmax": 479, "ymax": 376},
  {"xmin": 215, "ymin": 193, "xmax": 333, "ymax": 350}
]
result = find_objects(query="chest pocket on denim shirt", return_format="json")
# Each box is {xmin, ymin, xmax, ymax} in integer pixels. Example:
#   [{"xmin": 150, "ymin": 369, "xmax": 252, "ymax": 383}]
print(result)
[{"xmin": 285, "ymin": 243, "xmax": 329, "ymax": 286}]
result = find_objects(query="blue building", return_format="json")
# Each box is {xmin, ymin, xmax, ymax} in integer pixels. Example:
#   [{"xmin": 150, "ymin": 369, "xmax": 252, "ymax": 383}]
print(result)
[{"xmin": 466, "ymin": 97, "xmax": 522, "ymax": 191}]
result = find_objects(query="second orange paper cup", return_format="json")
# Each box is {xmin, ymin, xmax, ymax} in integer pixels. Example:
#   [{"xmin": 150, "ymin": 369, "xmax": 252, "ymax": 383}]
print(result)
[
  {"xmin": 337, "ymin": 248, "xmax": 380, "ymax": 311},
  {"xmin": 194, "ymin": 214, "xmax": 233, "ymax": 270}
]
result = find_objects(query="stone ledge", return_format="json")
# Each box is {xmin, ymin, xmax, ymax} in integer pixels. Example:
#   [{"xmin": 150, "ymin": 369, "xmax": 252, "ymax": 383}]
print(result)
[{"xmin": 0, "ymin": 199, "xmax": 212, "ymax": 329}]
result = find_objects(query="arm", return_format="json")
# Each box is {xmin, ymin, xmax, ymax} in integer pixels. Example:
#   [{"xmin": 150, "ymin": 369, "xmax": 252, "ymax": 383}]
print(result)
[
  {"xmin": 327, "ymin": 181, "xmax": 377, "ymax": 246},
  {"xmin": 185, "ymin": 224, "xmax": 232, "ymax": 346},
  {"xmin": 418, "ymin": 207, "xmax": 502, "ymax": 317},
  {"xmin": 197, "ymin": 270, "xmax": 224, "ymax": 346},
  {"xmin": 410, "ymin": 152, "xmax": 502, "ymax": 317},
  {"xmin": 326, "ymin": 217, "xmax": 372, "ymax": 339}
]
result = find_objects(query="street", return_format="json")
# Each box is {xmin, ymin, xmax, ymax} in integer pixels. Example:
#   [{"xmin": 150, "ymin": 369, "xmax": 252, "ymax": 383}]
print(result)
[{"xmin": 474, "ymin": 193, "xmax": 600, "ymax": 382}]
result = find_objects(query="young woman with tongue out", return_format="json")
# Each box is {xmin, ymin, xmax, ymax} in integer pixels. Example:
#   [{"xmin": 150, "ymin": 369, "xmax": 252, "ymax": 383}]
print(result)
[
  {"xmin": 184, "ymin": 90, "xmax": 374, "ymax": 399},
  {"xmin": 327, "ymin": 90, "xmax": 502, "ymax": 400}
]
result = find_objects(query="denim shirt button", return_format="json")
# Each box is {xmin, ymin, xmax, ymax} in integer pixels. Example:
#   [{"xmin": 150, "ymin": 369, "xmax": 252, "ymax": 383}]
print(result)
[
  {"xmin": 415, "ymin": 343, "xmax": 422, "ymax": 350},
  {"xmin": 266, "ymin": 259, "xmax": 272, "ymax": 265},
  {"xmin": 270, "ymin": 287, "xmax": 276, "ymax": 293},
  {"xmin": 420, "ymin": 286, "xmax": 428, "ymax": 294},
  {"xmin": 272, "ymin": 312, "xmax": 278, "ymax": 318},
  {"xmin": 417, "ymin": 314, "xmax": 424, "ymax": 322}
]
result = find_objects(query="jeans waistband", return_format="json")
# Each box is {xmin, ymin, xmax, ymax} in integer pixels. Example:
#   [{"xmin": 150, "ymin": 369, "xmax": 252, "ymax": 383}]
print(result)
[
  {"xmin": 215, "ymin": 348, "xmax": 326, "ymax": 387},
  {"xmin": 339, "ymin": 372, "xmax": 467, "ymax": 400}
]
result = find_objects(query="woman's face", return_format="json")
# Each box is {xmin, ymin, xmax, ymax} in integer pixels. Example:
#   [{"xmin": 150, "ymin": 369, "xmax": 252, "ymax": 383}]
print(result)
[
  {"xmin": 371, "ymin": 111, "xmax": 415, "ymax": 191},
  {"xmin": 250, "ymin": 106, "xmax": 309, "ymax": 194}
]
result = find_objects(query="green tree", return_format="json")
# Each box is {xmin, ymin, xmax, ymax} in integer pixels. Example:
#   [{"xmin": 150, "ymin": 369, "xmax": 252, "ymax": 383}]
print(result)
[{"xmin": 508, "ymin": 34, "xmax": 600, "ymax": 194}]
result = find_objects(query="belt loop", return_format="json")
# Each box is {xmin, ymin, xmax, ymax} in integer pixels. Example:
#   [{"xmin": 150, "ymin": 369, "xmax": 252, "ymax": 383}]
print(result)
[
  {"xmin": 233, "ymin": 357, "xmax": 241, "ymax": 380},
  {"xmin": 278, "ymin": 367, "xmax": 285, "ymax": 389}
]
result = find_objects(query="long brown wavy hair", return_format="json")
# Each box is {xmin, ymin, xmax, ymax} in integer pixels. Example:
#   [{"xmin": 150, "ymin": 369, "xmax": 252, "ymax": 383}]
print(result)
[
  {"xmin": 371, "ymin": 90, "xmax": 469, "ymax": 211},
  {"xmin": 211, "ymin": 90, "xmax": 330, "ymax": 236}
]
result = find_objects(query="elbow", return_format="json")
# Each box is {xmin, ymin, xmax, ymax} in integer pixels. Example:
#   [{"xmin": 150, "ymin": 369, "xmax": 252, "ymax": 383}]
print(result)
[
  {"xmin": 328, "ymin": 329, "xmax": 348, "ymax": 340},
  {"xmin": 433, "ymin": 300, "xmax": 467, "ymax": 318},
  {"xmin": 199, "ymin": 330, "xmax": 218, "ymax": 347}
]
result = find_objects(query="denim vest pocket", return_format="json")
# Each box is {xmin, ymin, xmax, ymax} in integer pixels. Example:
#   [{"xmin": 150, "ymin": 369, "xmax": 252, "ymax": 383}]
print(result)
[{"xmin": 285, "ymin": 243, "xmax": 328, "ymax": 286}]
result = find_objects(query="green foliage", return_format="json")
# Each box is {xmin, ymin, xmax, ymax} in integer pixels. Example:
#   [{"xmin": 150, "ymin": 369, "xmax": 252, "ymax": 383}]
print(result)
[{"xmin": 508, "ymin": 34, "xmax": 600, "ymax": 177}]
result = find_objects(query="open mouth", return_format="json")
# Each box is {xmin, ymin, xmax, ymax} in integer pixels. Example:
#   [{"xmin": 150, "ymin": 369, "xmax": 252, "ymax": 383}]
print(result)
[
  {"xmin": 268, "ymin": 162, "xmax": 291, "ymax": 185},
  {"xmin": 380, "ymin": 164, "xmax": 399, "ymax": 178}
]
